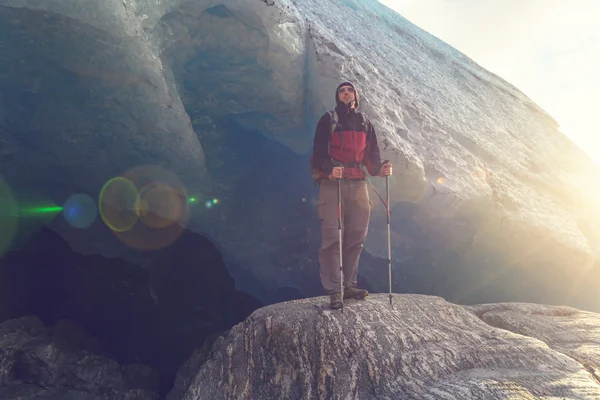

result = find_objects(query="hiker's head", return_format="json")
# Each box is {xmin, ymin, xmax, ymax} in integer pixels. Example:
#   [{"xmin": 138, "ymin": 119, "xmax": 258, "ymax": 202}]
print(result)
[{"xmin": 336, "ymin": 82, "xmax": 359, "ymax": 108}]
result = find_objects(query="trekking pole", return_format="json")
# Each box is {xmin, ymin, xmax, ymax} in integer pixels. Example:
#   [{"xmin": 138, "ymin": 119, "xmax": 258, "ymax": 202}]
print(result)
[
  {"xmin": 337, "ymin": 166, "xmax": 344, "ymax": 311},
  {"xmin": 384, "ymin": 160, "xmax": 392, "ymax": 306}
]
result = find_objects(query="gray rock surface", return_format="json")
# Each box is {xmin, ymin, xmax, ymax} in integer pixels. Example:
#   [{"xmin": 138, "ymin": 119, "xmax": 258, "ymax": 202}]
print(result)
[
  {"xmin": 468, "ymin": 302, "xmax": 600, "ymax": 387},
  {"xmin": 0, "ymin": 316, "xmax": 159, "ymax": 399},
  {"xmin": 175, "ymin": 294, "xmax": 600, "ymax": 399}
]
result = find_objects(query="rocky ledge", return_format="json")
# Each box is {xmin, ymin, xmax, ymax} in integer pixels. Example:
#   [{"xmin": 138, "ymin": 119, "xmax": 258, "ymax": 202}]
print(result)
[{"xmin": 171, "ymin": 294, "xmax": 600, "ymax": 399}]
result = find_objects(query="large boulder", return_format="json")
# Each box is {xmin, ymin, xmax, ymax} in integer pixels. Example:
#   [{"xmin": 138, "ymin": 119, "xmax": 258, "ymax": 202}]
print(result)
[{"xmin": 172, "ymin": 294, "xmax": 600, "ymax": 399}]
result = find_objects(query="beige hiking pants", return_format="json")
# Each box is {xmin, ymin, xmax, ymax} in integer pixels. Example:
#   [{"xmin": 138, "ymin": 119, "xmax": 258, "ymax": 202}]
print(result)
[{"xmin": 317, "ymin": 179, "xmax": 371, "ymax": 294}]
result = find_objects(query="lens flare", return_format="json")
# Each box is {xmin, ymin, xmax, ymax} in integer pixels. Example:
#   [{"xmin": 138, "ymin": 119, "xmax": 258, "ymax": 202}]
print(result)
[
  {"xmin": 17, "ymin": 186, "xmax": 63, "ymax": 220},
  {"xmin": 20, "ymin": 206, "xmax": 63, "ymax": 215},
  {"xmin": 99, "ymin": 177, "xmax": 139, "ymax": 232},
  {"xmin": 108, "ymin": 165, "xmax": 190, "ymax": 251},
  {"xmin": 0, "ymin": 176, "xmax": 18, "ymax": 258},
  {"xmin": 135, "ymin": 198, "xmax": 150, "ymax": 217},
  {"xmin": 114, "ymin": 219, "xmax": 188, "ymax": 252},
  {"xmin": 63, "ymin": 193, "xmax": 97, "ymax": 229},
  {"xmin": 136, "ymin": 181, "xmax": 184, "ymax": 228},
  {"xmin": 4, "ymin": 186, "xmax": 61, "ymax": 250}
]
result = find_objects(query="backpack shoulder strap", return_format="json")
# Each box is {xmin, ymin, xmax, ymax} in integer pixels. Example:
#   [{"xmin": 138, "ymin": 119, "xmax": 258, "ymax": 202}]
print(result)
[
  {"xmin": 359, "ymin": 112, "xmax": 367, "ymax": 129},
  {"xmin": 328, "ymin": 110, "xmax": 338, "ymax": 135},
  {"xmin": 326, "ymin": 111, "xmax": 340, "ymax": 158}
]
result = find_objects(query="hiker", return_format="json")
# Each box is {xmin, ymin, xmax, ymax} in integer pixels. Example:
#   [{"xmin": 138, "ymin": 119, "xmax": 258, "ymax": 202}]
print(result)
[{"xmin": 311, "ymin": 82, "xmax": 392, "ymax": 309}]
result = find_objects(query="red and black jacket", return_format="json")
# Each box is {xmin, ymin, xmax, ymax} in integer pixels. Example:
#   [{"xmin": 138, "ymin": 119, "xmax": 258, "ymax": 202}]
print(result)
[{"xmin": 311, "ymin": 103, "xmax": 384, "ymax": 181}]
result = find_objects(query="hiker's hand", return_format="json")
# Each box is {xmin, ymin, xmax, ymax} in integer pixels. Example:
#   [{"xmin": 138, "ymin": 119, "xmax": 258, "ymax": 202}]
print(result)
[
  {"xmin": 380, "ymin": 163, "xmax": 392, "ymax": 177},
  {"xmin": 329, "ymin": 166, "xmax": 343, "ymax": 180}
]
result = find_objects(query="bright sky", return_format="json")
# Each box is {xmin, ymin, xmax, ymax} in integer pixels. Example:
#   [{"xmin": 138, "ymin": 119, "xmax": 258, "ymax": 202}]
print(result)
[{"xmin": 379, "ymin": 0, "xmax": 600, "ymax": 165}]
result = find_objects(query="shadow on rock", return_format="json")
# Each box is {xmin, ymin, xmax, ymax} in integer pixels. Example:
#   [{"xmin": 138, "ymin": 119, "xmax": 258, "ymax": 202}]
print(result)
[{"xmin": 0, "ymin": 227, "xmax": 263, "ymax": 397}]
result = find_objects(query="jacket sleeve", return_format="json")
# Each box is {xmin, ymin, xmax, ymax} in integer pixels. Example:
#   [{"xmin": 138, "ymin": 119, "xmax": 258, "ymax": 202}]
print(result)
[
  {"xmin": 312, "ymin": 112, "xmax": 334, "ymax": 175},
  {"xmin": 364, "ymin": 116, "xmax": 383, "ymax": 176}
]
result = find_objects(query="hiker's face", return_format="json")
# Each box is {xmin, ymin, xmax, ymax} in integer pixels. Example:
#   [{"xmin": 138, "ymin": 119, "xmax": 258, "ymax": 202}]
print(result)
[{"xmin": 337, "ymin": 86, "xmax": 355, "ymax": 106}]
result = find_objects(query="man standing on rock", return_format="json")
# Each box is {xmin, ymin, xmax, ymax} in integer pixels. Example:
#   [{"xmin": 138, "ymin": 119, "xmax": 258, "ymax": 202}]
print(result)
[{"xmin": 310, "ymin": 81, "xmax": 392, "ymax": 309}]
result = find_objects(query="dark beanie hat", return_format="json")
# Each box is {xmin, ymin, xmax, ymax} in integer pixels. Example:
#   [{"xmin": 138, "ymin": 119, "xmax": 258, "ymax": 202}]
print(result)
[{"xmin": 335, "ymin": 82, "xmax": 359, "ymax": 108}]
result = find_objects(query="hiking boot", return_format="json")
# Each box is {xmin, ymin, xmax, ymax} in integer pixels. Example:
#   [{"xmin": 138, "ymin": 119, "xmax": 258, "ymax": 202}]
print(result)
[
  {"xmin": 329, "ymin": 292, "xmax": 343, "ymax": 309},
  {"xmin": 344, "ymin": 287, "xmax": 368, "ymax": 300}
]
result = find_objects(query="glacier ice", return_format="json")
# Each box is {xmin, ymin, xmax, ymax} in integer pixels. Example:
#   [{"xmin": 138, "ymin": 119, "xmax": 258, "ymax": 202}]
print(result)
[{"xmin": 0, "ymin": 0, "xmax": 599, "ymax": 310}]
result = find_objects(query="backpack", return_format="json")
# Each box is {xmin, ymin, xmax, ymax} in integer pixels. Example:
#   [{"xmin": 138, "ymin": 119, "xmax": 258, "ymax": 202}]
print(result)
[{"xmin": 309, "ymin": 110, "xmax": 367, "ymax": 185}]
